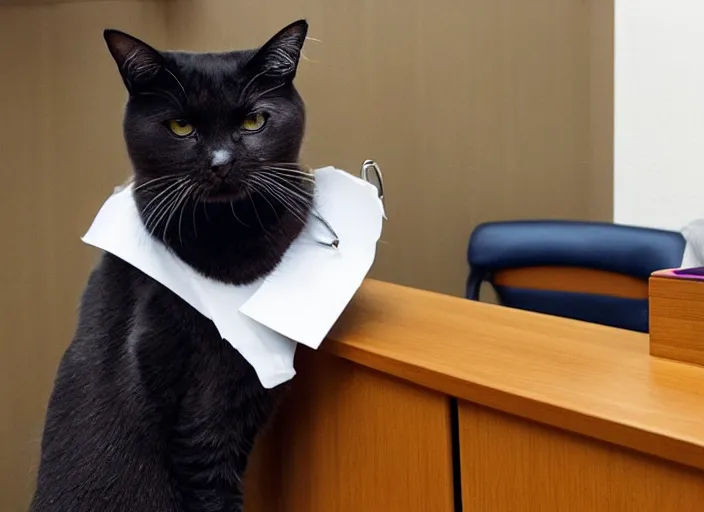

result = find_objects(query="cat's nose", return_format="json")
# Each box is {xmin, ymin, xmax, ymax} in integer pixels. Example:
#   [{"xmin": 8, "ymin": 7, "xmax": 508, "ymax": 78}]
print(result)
[
  {"xmin": 210, "ymin": 149, "xmax": 233, "ymax": 177},
  {"xmin": 210, "ymin": 149, "xmax": 232, "ymax": 167}
]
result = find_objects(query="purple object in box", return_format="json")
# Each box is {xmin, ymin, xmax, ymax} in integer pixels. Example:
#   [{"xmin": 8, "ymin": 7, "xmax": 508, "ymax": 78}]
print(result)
[{"xmin": 672, "ymin": 267, "xmax": 704, "ymax": 279}]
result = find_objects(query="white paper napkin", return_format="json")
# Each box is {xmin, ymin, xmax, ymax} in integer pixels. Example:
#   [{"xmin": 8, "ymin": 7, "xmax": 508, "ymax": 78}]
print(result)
[
  {"xmin": 681, "ymin": 219, "xmax": 704, "ymax": 267},
  {"xmin": 82, "ymin": 167, "xmax": 385, "ymax": 389}
]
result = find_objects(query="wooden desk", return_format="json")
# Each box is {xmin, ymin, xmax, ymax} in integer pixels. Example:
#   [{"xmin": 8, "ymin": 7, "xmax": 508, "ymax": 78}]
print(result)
[{"xmin": 246, "ymin": 280, "xmax": 704, "ymax": 511}]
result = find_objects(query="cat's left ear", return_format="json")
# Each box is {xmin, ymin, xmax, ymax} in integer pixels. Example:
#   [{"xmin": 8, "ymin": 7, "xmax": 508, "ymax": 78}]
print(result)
[
  {"xmin": 250, "ymin": 20, "xmax": 309, "ymax": 79},
  {"xmin": 103, "ymin": 29, "xmax": 169, "ymax": 94}
]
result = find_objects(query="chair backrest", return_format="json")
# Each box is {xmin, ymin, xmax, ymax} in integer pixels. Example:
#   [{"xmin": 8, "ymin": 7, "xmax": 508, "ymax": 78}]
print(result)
[{"xmin": 466, "ymin": 220, "xmax": 686, "ymax": 332}]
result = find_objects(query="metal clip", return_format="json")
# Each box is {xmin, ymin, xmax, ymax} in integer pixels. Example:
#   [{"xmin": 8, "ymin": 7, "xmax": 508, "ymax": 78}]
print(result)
[
  {"xmin": 313, "ymin": 160, "xmax": 385, "ymax": 250},
  {"xmin": 360, "ymin": 159, "xmax": 386, "ymax": 216},
  {"xmin": 312, "ymin": 209, "xmax": 340, "ymax": 249}
]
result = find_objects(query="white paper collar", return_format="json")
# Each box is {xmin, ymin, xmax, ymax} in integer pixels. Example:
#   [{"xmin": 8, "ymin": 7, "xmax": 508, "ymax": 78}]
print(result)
[{"xmin": 82, "ymin": 167, "xmax": 385, "ymax": 388}]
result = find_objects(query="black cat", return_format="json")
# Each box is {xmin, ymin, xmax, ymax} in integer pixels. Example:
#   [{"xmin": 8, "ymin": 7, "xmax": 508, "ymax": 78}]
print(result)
[{"xmin": 31, "ymin": 20, "xmax": 311, "ymax": 512}]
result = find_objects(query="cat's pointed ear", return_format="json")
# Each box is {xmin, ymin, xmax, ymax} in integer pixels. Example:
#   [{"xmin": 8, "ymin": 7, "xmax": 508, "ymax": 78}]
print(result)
[
  {"xmin": 250, "ymin": 20, "xmax": 308, "ymax": 79},
  {"xmin": 103, "ymin": 29, "xmax": 166, "ymax": 93}
]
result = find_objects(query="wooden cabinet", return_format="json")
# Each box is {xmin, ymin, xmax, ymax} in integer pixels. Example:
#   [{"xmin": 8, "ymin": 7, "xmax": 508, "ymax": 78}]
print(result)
[
  {"xmin": 247, "ymin": 281, "xmax": 704, "ymax": 511},
  {"xmin": 459, "ymin": 402, "xmax": 704, "ymax": 511},
  {"xmin": 246, "ymin": 350, "xmax": 454, "ymax": 512}
]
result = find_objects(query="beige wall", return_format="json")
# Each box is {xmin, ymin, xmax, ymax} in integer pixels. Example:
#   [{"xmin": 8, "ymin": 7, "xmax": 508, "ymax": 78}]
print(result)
[
  {"xmin": 0, "ymin": 1, "xmax": 166, "ymax": 510},
  {"xmin": 0, "ymin": 0, "xmax": 613, "ymax": 509},
  {"xmin": 589, "ymin": 0, "xmax": 615, "ymax": 221},
  {"xmin": 168, "ymin": 0, "xmax": 614, "ymax": 295}
]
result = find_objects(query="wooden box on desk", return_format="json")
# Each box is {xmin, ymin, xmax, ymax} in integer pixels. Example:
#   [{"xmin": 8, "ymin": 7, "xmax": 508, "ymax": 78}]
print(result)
[{"xmin": 650, "ymin": 268, "xmax": 704, "ymax": 366}]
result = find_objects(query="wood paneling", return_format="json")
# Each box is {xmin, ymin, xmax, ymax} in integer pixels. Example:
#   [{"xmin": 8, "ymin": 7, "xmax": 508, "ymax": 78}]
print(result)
[
  {"xmin": 325, "ymin": 280, "xmax": 704, "ymax": 471},
  {"xmin": 167, "ymin": 0, "xmax": 615, "ymax": 296},
  {"xmin": 245, "ymin": 348, "xmax": 454, "ymax": 512},
  {"xmin": 0, "ymin": 2, "xmax": 166, "ymax": 510},
  {"xmin": 459, "ymin": 401, "xmax": 704, "ymax": 511}
]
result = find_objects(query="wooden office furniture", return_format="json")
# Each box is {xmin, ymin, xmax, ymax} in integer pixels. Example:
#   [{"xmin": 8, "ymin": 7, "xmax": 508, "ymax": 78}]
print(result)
[
  {"xmin": 246, "ymin": 280, "xmax": 704, "ymax": 511},
  {"xmin": 650, "ymin": 268, "xmax": 704, "ymax": 367}
]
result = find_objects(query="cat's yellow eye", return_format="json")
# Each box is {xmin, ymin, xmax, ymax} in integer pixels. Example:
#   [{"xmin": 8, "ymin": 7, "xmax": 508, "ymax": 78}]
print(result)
[
  {"xmin": 241, "ymin": 113, "xmax": 266, "ymax": 132},
  {"xmin": 168, "ymin": 119, "xmax": 194, "ymax": 137}
]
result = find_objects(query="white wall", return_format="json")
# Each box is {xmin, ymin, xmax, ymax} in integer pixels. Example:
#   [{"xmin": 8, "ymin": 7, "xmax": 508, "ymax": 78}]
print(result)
[{"xmin": 615, "ymin": 0, "xmax": 704, "ymax": 230}]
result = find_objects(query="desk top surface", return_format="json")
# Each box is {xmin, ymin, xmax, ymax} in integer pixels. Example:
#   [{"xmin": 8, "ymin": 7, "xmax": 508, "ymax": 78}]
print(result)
[{"xmin": 325, "ymin": 280, "xmax": 704, "ymax": 471}]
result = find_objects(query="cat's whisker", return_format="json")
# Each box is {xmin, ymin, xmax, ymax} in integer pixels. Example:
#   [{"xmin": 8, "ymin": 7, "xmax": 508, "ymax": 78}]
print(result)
[
  {"xmin": 266, "ymin": 173, "xmax": 315, "ymax": 186},
  {"xmin": 249, "ymin": 81, "xmax": 286, "ymax": 104},
  {"xmin": 229, "ymin": 200, "xmax": 249, "ymax": 228},
  {"xmin": 253, "ymin": 167, "xmax": 312, "ymax": 185},
  {"xmin": 300, "ymin": 51, "xmax": 318, "ymax": 63},
  {"xmin": 163, "ymin": 184, "xmax": 193, "ymax": 244},
  {"xmin": 239, "ymin": 69, "xmax": 269, "ymax": 102},
  {"xmin": 177, "ymin": 184, "xmax": 197, "ymax": 245},
  {"xmin": 253, "ymin": 162, "xmax": 316, "ymax": 181},
  {"xmin": 264, "ymin": 161, "xmax": 313, "ymax": 172},
  {"xmin": 259, "ymin": 165, "xmax": 315, "ymax": 180},
  {"xmin": 162, "ymin": 67, "xmax": 187, "ymax": 98},
  {"xmin": 256, "ymin": 162, "xmax": 295, "ymax": 169},
  {"xmin": 247, "ymin": 177, "xmax": 294, "ymax": 221},
  {"xmin": 253, "ymin": 172, "xmax": 315, "ymax": 203},
  {"xmin": 142, "ymin": 183, "xmax": 185, "ymax": 229},
  {"xmin": 263, "ymin": 165, "xmax": 311, "ymax": 173},
  {"xmin": 259, "ymin": 166, "xmax": 316, "ymax": 181},
  {"xmin": 245, "ymin": 187, "xmax": 267, "ymax": 233},
  {"xmin": 160, "ymin": 184, "xmax": 191, "ymax": 242},
  {"xmin": 133, "ymin": 174, "xmax": 183, "ymax": 192},
  {"xmin": 140, "ymin": 178, "xmax": 185, "ymax": 216},
  {"xmin": 138, "ymin": 89, "xmax": 183, "ymax": 111},
  {"xmin": 249, "ymin": 182, "xmax": 281, "ymax": 222},
  {"xmin": 202, "ymin": 197, "xmax": 211, "ymax": 223},
  {"xmin": 248, "ymin": 175, "xmax": 293, "ymax": 207},
  {"xmin": 248, "ymin": 175, "xmax": 309, "ymax": 226},
  {"xmin": 146, "ymin": 192, "xmax": 179, "ymax": 238},
  {"xmin": 145, "ymin": 181, "xmax": 189, "ymax": 237},
  {"xmin": 192, "ymin": 188, "xmax": 202, "ymax": 236},
  {"xmin": 254, "ymin": 174, "xmax": 314, "ymax": 209},
  {"xmin": 172, "ymin": 184, "xmax": 194, "ymax": 243},
  {"xmin": 141, "ymin": 179, "xmax": 188, "ymax": 230},
  {"xmin": 254, "ymin": 185, "xmax": 307, "ymax": 227},
  {"xmin": 159, "ymin": 189, "xmax": 182, "ymax": 242},
  {"xmin": 250, "ymin": 174, "xmax": 308, "ymax": 209}
]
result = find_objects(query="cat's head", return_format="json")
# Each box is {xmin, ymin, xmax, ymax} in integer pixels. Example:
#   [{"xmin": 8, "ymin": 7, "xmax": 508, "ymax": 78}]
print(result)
[{"xmin": 104, "ymin": 21, "xmax": 313, "ymax": 284}]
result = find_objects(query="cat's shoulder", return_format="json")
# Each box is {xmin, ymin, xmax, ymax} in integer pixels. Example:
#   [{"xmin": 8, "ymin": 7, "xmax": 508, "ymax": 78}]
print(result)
[
  {"xmin": 85, "ymin": 252, "xmax": 162, "ymax": 299},
  {"xmin": 84, "ymin": 252, "xmax": 202, "ymax": 327}
]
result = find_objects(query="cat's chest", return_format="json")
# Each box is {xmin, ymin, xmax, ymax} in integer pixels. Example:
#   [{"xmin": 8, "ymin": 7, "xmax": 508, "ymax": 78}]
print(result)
[
  {"xmin": 148, "ymin": 291, "xmax": 279, "ymax": 504},
  {"xmin": 132, "ymin": 273, "xmax": 276, "ymax": 412}
]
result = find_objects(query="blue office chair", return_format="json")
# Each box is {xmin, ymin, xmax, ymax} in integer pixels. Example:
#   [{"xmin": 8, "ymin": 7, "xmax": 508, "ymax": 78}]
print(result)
[{"xmin": 466, "ymin": 220, "xmax": 686, "ymax": 332}]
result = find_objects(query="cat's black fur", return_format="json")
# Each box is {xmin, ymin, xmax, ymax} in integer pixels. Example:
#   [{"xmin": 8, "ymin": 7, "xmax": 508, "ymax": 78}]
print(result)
[{"xmin": 31, "ymin": 20, "xmax": 311, "ymax": 512}]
